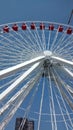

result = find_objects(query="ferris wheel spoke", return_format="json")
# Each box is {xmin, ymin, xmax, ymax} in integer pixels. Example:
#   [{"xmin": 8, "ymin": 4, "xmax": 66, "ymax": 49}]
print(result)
[
  {"xmin": 55, "ymin": 40, "xmax": 73, "ymax": 56},
  {"xmin": 51, "ymin": 55, "xmax": 73, "ymax": 68},
  {"xmin": 56, "ymin": 66, "xmax": 73, "ymax": 96},
  {"xmin": 0, "ymin": 72, "xmax": 23, "ymax": 91},
  {"xmin": 53, "ymin": 78, "xmax": 70, "ymax": 130},
  {"xmin": 58, "ymin": 51, "xmax": 73, "ymax": 61},
  {"xmin": 49, "ymin": 85, "xmax": 54, "ymax": 130},
  {"xmin": 0, "ymin": 72, "xmax": 41, "ymax": 115},
  {"xmin": 37, "ymin": 76, "xmax": 45, "ymax": 130},
  {"xmin": 34, "ymin": 28, "xmax": 43, "ymax": 50},
  {"xmin": 0, "ymin": 43, "xmax": 23, "ymax": 56},
  {"xmin": 0, "ymin": 52, "xmax": 21, "ymax": 59},
  {"xmin": 47, "ymin": 30, "xmax": 51, "ymax": 50},
  {"xmin": 0, "ymin": 62, "xmax": 42, "ymax": 101},
  {"xmin": 7, "ymin": 32, "xmax": 25, "ymax": 47},
  {"xmin": 7, "ymin": 32, "xmax": 36, "ymax": 53},
  {"xmin": 56, "ymin": 35, "xmax": 72, "ymax": 51},
  {"xmin": 52, "ymin": 68, "xmax": 73, "ymax": 109},
  {"xmin": 55, "ymin": 34, "xmax": 73, "ymax": 54},
  {"xmin": 51, "ymin": 68, "xmax": 73, "ymax": 128},
  {"xmin": 27, "ymin": 27, "xmax": 43, "ymax": 51},
  {"xmin": 50, "ymin": 30, "xmax": 58, "ymax": 51},
  {"xmin": 53, "ymin": 32, "xmax": 66, "ymax": 52},
  {"xmin": 0, "ymin": 96, "xmax": 24, "ymax": 130},
  {"xmin": 28, "ymin": 24, "xmax": 42, "ymax": 51},
  {"xmin": 61, "ymin": 67, "xmax": 73, "ymax": 78},
  {"xmin": 0, "ymin": 71, "xmax": 41, "ymax": 130},
  {"xmin": 61, "ymin": 33, "xmax": 73, "ymax": 46},
  {"xmin": 33, "ymin": 31, "xmax": 43, "ymax": 51},
  {"xmin": 57, "ymin": 51, "xmax": 73, "ymax": 62},
  {"xmin": 59, "ymin": 67, "xmax": 73, "ymax": 96},
  {"xmin": 0, "ymin": 54, "xmax": 21, "ymax": 62},
  {"xmin": 54, "ymin": 89, "xmax": 70, "ymax": 130},
  {"xmin": 58, "ymin": 39, "xmax": 73, "ymax": 55},
  {"xmin": 26, "ymin": 26, "xmax": 42, "ymax": 51},
  {"xmin": 0, "ymin": 42, "xmax": 21, "ymax": 55},
  {"xmin": 9, "ymin": 27, "xmax": 35, "ymax": 50},
  {"xmin": 19, "ymin": 30, "xmax": 40, "ymax": 52},
  {"xmin": 18, "ymin": 80, "xmax": 40, "ymax": 130},
  {"xmin": 60, "ymin": 49, "xmax": 73, "ymax": 57},
  {"xmin": 0, "ymin": 33, "xmax": 36, "ymax": 57},
  {"xmin": 10, "ymin": 30, "xmax": 39, "ymax": 52},
  {"xmin": 0, "ymin": 34, "xmax": 23, "ymax": 50},
  {"xmin": 48, "ymin": 70, "xmax": 57, "ymax": 130},
  {"xmin": 0, "ymin": 55, "xmax": 45, "ymax": 79},
  {"xmin": 41, "ymin": 29, "xmax": 46, "ymax": 50},
  {"xmin": 11, "ymin": 27, "xmax": 32, "ymax": 44},
  {"xmin": 0, "ymin": 35, "xmax": 26, "ymax": 56}
]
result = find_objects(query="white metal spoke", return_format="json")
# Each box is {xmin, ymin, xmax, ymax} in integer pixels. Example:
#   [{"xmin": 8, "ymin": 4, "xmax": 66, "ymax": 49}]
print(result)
[
  {"xmin": 3, "ymin": 32, "xmax": 36, "ymax": 55},
  {"xmin": 52, "ymin": 67, "xmax": 73, "ymax": 128},
  {"xmin": 53, "ymin": 33, "xmax": 67, "ymax": 53},
  {"xmin": 0, "ymin": 73, "xmax": 41, "ymax": 130},
  {"xmin": 61, "ymin": 67, "xmax": 73, "ymax": 78},
  {"xmin": 26, "ymin": 27, "xmax": 42, "ymax": 51},
  {"xmin": 54, "ymin": 66, "xmax": 73, "ymax": 98},
  {"xmin": 37, "ymin": 77, "xmax": 45, "ymax": 130},
  {"xmin": 42, "ymin": 29, "xmax": 46, "ymax": 50},
  {"xmin": 0, "ymin": 71, "xmax": 24, "ymax": 92},
  {"xmin": 48, "ymin": 70, "xmax": 57, "ymax": 130},
  {"xmin": 0, "ymin": 62, "xmax": 42, "ymax": 101},
  {"xmin": 0, "ymin": 72, "xmax": 41, "ymax": 115},
  {"xmin": 54, "ymin": 34, "xmax": 73, "ymax": 54},
  {"xmin": 19, "ymin": 76, "xmax": 41, "ymax": 130},
  {"xmin": 26, "ymin": 26, "xmax": 42, "ymax": 51},
  {"xmin": 54, "ymin": 90, "xmax": 69, "ymax": 130},
  {"xmin": 34, "ymin": 28, "xmax": 43, "ymax": 50},
  {"xmin": 9, "ymin": 30, "xmax": 39, "ymax": 52},
  {"xmin": 0, "ymin": 55, "xmax": 45, "ymax": 79},
  {"xmin": 51, "ymin": 55, "xmax": 73, "ymax": 68},
  {"xmin": 50, "ymin": 30, "xmax": 58, "ymax": 51},
  {"xmin": 47, "ymin": 30, "xmax": 51, "ymax": 50}
]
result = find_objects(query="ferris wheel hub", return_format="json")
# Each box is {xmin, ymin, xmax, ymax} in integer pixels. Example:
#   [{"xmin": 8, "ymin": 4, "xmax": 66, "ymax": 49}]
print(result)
[{"xmin": 43, "ymin": 50, "xmax": 52, "ymax": 59}]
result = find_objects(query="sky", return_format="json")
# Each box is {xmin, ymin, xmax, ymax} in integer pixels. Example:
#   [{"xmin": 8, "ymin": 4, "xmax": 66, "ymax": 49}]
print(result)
[
  {"xmin": 0, "ymin": 0, "xmax": 73, "ymax": 25},
  {"xmin": 0, "ymin": 0, "xmax": 73, "ymax": 130}
]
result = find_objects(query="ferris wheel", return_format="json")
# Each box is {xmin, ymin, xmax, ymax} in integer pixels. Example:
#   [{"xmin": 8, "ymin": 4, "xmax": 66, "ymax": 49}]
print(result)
[{"xmin": 0, "ymin": 21, "xmax": 73, "ymax": 130}]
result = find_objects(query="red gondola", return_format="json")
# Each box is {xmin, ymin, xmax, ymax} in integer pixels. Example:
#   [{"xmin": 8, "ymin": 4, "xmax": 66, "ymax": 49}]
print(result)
[
  {"xmin": 40, "ymin": 23, "xmax": 45, "ymax": 30},
  {"xmin": 21, "ymin": 23, "xmax": 27, "ymax": 30},
  {"xmin": 49, "ymin": 24, "xmax": 54, "ymax": 31},
  {"xmin": 3, "ymin": 26, "xmax": 9, "ymax": 33},
  {"xmin": 12, "ymin": 24, "xmax": 18, "ymax": 31},
  {"xmin": 58, "ymin": 25, "xmax": 63, "ymax": 32},
  {"xmin": 31, "ymin": 23, "xmax": 36, "ymax": 30},
  {"xmin": 66, "ymin": 27, "xmax": 72, "ymax": 34}
]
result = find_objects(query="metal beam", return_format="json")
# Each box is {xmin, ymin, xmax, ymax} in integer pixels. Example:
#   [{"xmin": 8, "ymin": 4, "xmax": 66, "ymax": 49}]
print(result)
[
  {"xmin": 51, "ymin": 55, "xmax": 73, "ymax": 68},
  {"xmin": 0, "ymin": 73, "xmax": 41, "ymax": 115},
  {"xmin": 0, "ymin": 55, "xmax": 45, "ymax": 79},
  {"xmin": 0, "ymin": 62, "xmax": 41, "ymax": 101},
  {"xmin": 52, "ymin": 68, "xmax": 73, "ymax": 110},
  {"xmin": 0, "ymin": 73, "xmax": 41, "ymax": 130}
]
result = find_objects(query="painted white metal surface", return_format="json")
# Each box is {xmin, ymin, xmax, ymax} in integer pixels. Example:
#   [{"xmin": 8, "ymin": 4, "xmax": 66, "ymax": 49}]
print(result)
[
  {"xmin": 0, "ymin": 55, "xmax": 45, "ymax": 79},
  {"xmin": 0, "ymin": 62, "xmax": 41, "ymax": 101}
]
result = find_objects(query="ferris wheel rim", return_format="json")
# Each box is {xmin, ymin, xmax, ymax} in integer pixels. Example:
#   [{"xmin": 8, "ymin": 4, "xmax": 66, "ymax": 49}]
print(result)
[{"xmin": 0, "ymin": 20, "xmax": 73, "ymax": 27}]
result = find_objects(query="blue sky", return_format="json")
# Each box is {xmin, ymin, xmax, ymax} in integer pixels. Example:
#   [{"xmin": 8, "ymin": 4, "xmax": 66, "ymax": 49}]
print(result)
[
  {"xmin": 0, "ymin": 0, "xmax": 73, "ymax": 130},
  {"xmin": 0, "ymin": 0, "xmax": 73, "ymax": 25}
]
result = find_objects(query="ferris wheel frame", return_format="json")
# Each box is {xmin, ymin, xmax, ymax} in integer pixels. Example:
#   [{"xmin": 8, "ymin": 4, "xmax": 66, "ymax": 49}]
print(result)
[{"xmin": 0, "ymin": 21, "xmax": 73, "ymax": 130}]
